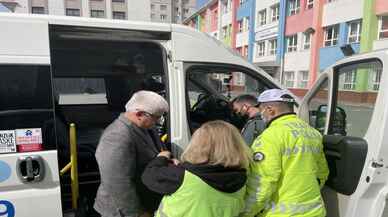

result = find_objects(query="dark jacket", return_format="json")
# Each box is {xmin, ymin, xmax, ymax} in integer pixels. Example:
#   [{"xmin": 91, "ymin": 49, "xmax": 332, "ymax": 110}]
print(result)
[
  {"xmin": 94, "ymin": 114, "xmax": 164, "ymax": 217},
  {"xmin": 241, "ymin": 114, "xmax": 266, "ymax": 146},
  {"xmin": 141, "ymin": 156, "xmax": 247, "ymax": 195}
]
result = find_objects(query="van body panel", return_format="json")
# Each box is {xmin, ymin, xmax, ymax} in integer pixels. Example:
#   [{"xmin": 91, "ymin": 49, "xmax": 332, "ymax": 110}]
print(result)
[
  {"xmin": 0, "ymin": 17, "xmax": 49, "ymax": 58},
  {"xmin": 0, "ymin": 151, "xmax": 62, "ymax": 217}
]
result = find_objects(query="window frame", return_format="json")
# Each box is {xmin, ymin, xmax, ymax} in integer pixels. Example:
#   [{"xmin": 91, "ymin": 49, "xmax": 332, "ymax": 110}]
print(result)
[
  {"xmin": 112, "ymin": 11, "xmax": 126, "ymax": 20},
  {"xmin": 284, "ymin": 71, "xmax": 295, "ymax": 88},
  {"xmin": 378, "ymin": 16, "xmax": 388, "ymax": 39},
  {"xmin": 66, "ymin": 8, "xmax": 80, "ymax": 17},
  {"xmin": 257, "ymin": 41, "xmax": 266, "ymax": 57},
  {"xmin": 303, "ymin": 32, "xmax": 311, "ymax": 50},
  {"xmin": 306, "ymin": 0, "xmax": 314, "ymax": 10},
  {"xmin": 348, "ymin": 21, "xmax": 362, "ymax": 43},
  {"xmin": 31, "ymin": 6, "xmax": 45, "ymax": 14},
  {"xmin": 286, "ymin": 34, "xmax": 298, "ymax": 52},
  {"xmin": 324, "ymin": 25, "xmax": 339, "ymax": 47},
  {"xmin": 271, "ymin": 4, "xmax": 280, "ymax": 22},
  {"xmin": 298, "ymin": 70, "xmax": 309, "ymax": 88},
  {"xmin": 269, "ymin": 39, "xmax": 277, "ymax": 55},
  {"xmin": 288, "ymin": 0, "xmax": 300, "ymax": 16},
  {"xmin": 90, "ymin": 10, "xmax": 105, "ymax": 18},
  {"xmin": 258, "ymin": 9, "xmax": 267, "ymax": 27}
]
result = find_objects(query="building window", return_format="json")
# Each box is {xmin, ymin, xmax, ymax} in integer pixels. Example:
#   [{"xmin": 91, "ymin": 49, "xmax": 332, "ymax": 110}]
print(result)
[
  {"xmin": 151, "ymin": 13, "xmax": 155, "ymax": 19},
  {"xmin": 257, "ymin": 41, "xmax": 265, "ymax": 57},
  {"xmin": 151, "ymin": 4, "xmax": 155, "ymax": 10},
  {"xmin": 184, "ymin": 8, "xmax": 189, "ymax": 14},
  {"xmin": 243, "ymin": 46, "xmax": 248, "ymax": 57},
  {"xmin": 66, "ymin": 8, "xmax": 80, "ymax": 16},
  {"xmin": 113, "ymin": 11, "xmax": 125, "ymax": 19},
  {"xmin": 288, "ymin": 0, "xmax": 300, "ymax": 16},
  {"xmin": 222, "ymin": 26, "xmax": 228, "ymax": 39},
  {"xmin": 324, "ymin": 25, "xmax": 339, "ymax": 47},
  {"xmin": 298, "ymin": 71, "xmax": 309, "ymax": 88},
  {"xmin": 258, "ymin": 9, "xmax": 266, "ymax": 26},
  {"xmin": 379, "ymin": 16, "xmax": 388, "ymax": 39},
  {"xmin": 307, "ymin": 0, "xmax": 314, "ymax": 9},
  {"xmin": 370, "ymin": 67, "xmax": 382, "ymax": 91},
  {"xmin": 243, "ymin": 17, "xmax": 250, "ymax": 32},
  {"xmin": 342, "ymin": 70, "xmax": 356, "ymax": 90},
  {"xmin": 91, "ymin": 10, "xmax": 105, "ymax": 18},
  {"xmin": 348, "ymin": 21, "xmax": 361, "ymax": 43},
  {"xmin": 327, "ymin": 0, "xmax": 337, "ymax": 2},
  {"xmin": 112, "ymin": 0, "xmax": 125, "ymax": 2},
  {"xmin": 238, "ymin": 20, "xmax": 243, "ymax": 33},
  {"xmin": 303, "ymin": 32, "xmax": 311, "ymax": 49},
  {"xmin": 271, "ymin": 4, "xmax": 280, "ymax": 22},
  {"xmin": 284, "ymin": 71, "xmax": 295, "ymax": 88},
  {"xmin": 269, "ymin": 39, "xmax": 277, "ymax": 55},
  {"xmin": 160, "ymin": 4, "xmax": 167, "ymax": 10},
  {"xmin": 286, "ymin": 34, "xmax": 298, "ymax": 52},
  {"xmin": 239, "ymin": 0, "xmax": 245, "ymax": 6},
  {"xmin": 31, "ymin": 6, "xmax": 45, "ymax": 14},
  {"xmin": 160, "ymin": 14, "xmax": 167, "ymax": 20}
]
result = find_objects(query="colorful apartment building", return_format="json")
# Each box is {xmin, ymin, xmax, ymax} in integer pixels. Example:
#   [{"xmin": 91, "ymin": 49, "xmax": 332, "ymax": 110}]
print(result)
[{"xmin": 185, "ymin": 0, "xmax": 387, "ymax": 95}]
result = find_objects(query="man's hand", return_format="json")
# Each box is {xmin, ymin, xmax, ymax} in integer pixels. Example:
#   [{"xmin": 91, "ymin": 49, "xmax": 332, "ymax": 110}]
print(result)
[
  {"xmin": 170, "ymin": 158, "xmax": 180, "ymax": 165},
  {"xmin": 158, "ymin": 151, "xmax": 171, "ymax": 159}
]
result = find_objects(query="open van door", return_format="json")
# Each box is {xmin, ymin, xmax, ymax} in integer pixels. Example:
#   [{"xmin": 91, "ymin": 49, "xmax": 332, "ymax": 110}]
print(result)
[
  {"xmin": 298, "ymin": 50, "xmax": 388, "ymax": 217},
  {"xmin": 0, "ymin": 18, "xmax": 62, "ymax": 217}
]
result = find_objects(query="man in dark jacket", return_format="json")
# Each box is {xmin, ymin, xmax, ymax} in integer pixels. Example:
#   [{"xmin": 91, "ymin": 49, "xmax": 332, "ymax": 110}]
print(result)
[
  {"xmin": 231, "ymin": 94, "xmax": 266, "ymax": 146},
  {"xmin": 94, "ymin": 90, "xmax": 169, "ymax": 217}
]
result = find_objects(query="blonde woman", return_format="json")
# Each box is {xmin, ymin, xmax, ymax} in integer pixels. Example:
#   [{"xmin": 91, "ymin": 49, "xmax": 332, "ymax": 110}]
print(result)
[{"xmin": 141, "ymin": 120, "xmax": 251, "ymax": 217}]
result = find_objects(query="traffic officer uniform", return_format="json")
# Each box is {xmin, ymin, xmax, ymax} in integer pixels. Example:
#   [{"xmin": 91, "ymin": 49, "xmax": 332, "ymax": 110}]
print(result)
[{"xmin": 242, "ymin": 89, "xmax": 329, "ymax": 217}]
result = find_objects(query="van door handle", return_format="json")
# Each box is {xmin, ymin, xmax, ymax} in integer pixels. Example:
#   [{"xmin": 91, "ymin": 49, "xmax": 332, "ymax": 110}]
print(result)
[{"xmin": 17, "ymin": 155, "xmax": 45, "ymax": 183}]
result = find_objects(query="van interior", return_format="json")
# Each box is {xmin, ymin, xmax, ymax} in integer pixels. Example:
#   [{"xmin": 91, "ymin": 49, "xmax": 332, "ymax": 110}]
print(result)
[{"xmin": 49, "ymin": 25, "xmax": 169, "ymax": 215}]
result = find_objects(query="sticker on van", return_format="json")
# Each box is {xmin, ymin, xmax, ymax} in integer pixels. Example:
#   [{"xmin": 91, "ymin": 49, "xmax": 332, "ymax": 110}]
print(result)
[
  {"xmin": 0, "ymin": 161, "xmax": 11, "ymax": 183},
  {"xmin": 0, "ymin": 131, "xmax": 16, "ymax": 154},
  {"xmin": 0, "ymin": 200, "xmax": 15, "ymax": 217},
  {"xmin": 15, "ymin": 129, "xmax": 43, "ymax": 152}
]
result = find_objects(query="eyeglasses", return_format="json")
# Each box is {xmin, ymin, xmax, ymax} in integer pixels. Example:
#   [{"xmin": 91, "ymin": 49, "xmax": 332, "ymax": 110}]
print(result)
[{"xmin": 142, "ymin": 111, "xmax": 163, "ymax": 121}]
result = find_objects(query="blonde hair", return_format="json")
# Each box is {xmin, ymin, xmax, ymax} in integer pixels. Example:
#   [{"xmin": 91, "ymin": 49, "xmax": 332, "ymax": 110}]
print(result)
[{"xmin": 181, "ymin": 120, "xmax": 251, "ymax": 169}]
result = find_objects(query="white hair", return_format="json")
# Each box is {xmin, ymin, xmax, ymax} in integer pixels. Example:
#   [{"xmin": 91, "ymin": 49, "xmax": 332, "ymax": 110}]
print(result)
[{"xmin": 125, "ymin": 90, "xmax": 169, "ymax": 115}]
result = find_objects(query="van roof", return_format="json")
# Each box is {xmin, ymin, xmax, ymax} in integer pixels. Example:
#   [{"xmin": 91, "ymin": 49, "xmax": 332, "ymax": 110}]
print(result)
[{"xmin": 0, "ymin": 12, "xmax": 173, "ymax": 32}]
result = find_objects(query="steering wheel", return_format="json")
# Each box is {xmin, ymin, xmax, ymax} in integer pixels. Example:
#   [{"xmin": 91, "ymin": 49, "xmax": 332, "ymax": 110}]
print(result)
[{"xmin": 190, "ymin": 94, "xmax": 231, "ymax": 126}]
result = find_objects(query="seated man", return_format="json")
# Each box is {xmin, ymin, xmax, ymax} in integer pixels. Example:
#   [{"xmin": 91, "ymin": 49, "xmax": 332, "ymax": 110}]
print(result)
[{"xmin": 231, "ymin": 94, "xmax": 266, "ymax": 146}]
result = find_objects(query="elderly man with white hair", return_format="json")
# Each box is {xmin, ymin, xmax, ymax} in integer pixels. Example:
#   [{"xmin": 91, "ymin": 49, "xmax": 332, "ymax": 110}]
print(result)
[{"xmin": 94, "ymin": 90, "xmax": 169, "ymax": 217}]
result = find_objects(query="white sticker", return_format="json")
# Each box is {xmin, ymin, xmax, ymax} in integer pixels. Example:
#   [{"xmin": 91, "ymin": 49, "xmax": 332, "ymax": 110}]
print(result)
[
  {"xmin": 0, "ymin": 130, "xmax": 16, "ymax": 154},
  {"xmin": 15, "ymin": 128, "xmax": 42, "ymax": 145},
  {"xmin": 15, "ymin": 128, "xmax": 43, "ymax": 152}
]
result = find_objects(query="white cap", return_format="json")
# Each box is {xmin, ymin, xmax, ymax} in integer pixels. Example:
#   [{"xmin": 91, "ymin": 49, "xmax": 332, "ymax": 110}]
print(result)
[{"xmin": 257, "ymin": 89, "xmax": 295, "ymax": 104}]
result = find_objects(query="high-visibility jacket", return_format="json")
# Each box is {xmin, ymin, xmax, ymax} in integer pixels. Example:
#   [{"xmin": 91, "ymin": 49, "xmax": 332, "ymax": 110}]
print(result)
[
  {"xmin": 242, "ymin": 114, "xmax": 329, "ymax": 217},
  {"xmin": 155, "ymin": 171, "xmax": 246, "ymax": 217}
]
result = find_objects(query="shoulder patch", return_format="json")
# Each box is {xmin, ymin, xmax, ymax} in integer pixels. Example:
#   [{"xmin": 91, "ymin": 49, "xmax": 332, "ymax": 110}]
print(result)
[{"xmin": 253, "ymin": 152, "xmax": 265, "ymax": 162}]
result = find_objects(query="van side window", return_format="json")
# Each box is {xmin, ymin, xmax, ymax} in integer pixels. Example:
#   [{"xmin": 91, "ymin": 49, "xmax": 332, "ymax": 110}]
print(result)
[
  {"xmin": 0, "ymin": 65, "xmax": 56, "ymax": 150},
  {"xmin": 331, "ymin": 60, "xmax": 382, "ymax": 137},
  {"xmin": 185, "ymin": 65, "xmax": 270, "ymax": 132}
]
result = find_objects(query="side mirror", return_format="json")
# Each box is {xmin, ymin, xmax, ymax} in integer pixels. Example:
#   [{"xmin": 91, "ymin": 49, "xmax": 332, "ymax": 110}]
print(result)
[{"xmin": 314, "ymin": 104, "xmax": 347, "ymax": 135}]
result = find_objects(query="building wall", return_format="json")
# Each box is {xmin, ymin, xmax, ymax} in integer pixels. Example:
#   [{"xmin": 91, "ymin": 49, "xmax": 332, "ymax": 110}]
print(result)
[
  {"xmin": 322, "ymin": 0, "xmax": 363, "ymax": 26},
  {"xmin": 5, "ymin": 0, "xmax": 150, "ymax": 21},
  {"xmin": 151, "ymin": 0, "xmax": 172, "ymax": 23},
  {"xmin": 182, "ymin": 0, "xmax": 387, "ymax": 93},
  {"xmin": 375, "ymin": 0, "xmax": 388, "ymax": 16}
]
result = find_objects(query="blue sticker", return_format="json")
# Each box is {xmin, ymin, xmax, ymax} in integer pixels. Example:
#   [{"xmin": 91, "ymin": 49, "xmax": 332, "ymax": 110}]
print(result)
[
  {"xmin": 0, "ymin": 161, "xmax": 11, "ymax": 183},
  {"xmin": 0, "ymin": 200, "xmax": 15, "ymax": 217}
]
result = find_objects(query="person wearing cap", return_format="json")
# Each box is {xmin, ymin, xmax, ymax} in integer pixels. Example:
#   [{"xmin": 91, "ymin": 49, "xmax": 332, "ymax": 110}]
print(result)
[
  {"xmin": 94, "ymin": 90, "xmax": 169, "ymax": 217},
  {"xmin": 241, "ymin": 89, "xmax": 329, "ymax": 217},
  {"xmin": 231, "ymin": 94, "xmax": 266, "ymax": 146}
]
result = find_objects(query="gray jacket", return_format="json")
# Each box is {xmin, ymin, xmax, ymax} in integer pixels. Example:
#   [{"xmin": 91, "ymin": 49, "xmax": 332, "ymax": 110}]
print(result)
[
  {"xmin": 241, "ymin": 114, "xmax": 266, "ymax": 146},
  {"xmin": 94, "ymin": 114, "xmax": 162, "ymax": 217}
]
